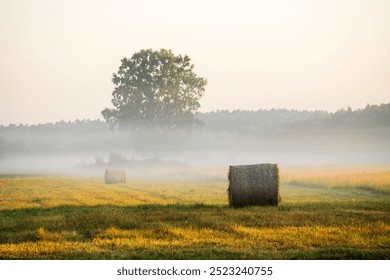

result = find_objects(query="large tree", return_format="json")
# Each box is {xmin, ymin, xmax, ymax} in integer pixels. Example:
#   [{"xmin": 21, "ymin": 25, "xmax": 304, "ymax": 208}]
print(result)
[{"xmin": 102, "ymin": 49, "xmax": 207, "ymax": 130}]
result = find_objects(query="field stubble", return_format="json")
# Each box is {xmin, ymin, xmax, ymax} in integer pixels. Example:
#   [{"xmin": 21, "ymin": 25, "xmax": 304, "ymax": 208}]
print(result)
[{"xmin": 0, "ymin": 166, "xmax": 389, "ymax": 259}]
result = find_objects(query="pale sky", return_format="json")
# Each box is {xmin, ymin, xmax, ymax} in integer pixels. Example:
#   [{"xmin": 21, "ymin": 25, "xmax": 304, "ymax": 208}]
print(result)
[{"xmin": 1, "ymin": 0, "xmax": 389, "ymax": 125}]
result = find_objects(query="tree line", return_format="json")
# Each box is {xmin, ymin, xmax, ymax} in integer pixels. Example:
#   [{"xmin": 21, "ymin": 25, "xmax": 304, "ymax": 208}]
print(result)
[
  {"xmin": 0, "ymin": 103, "xmax": 389, "ymax": 163},
  {"xmin": 1, "ymin": 103, "xmax": 389, "ymax": 131}
]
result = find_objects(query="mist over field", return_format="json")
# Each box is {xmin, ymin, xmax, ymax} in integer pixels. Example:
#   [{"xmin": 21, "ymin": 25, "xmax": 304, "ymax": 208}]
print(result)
[{"xmin": 1, "ymin": 104, "xmax": 389, "ymax": 177}]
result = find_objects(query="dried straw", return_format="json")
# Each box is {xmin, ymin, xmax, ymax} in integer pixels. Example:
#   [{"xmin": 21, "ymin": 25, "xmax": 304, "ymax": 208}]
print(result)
[
  {"xmin": 228, "ymin": 163, "xmax": 280, "ymax": 207},
  {"xmin": 105, "ymin": 169, "xmax": 126, "ymax": 184}
]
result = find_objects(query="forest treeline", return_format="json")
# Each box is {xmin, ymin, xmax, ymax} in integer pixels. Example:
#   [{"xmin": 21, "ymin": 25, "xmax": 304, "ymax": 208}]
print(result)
[
  {"xmin": 2, "ymin": 103, "xmax": 390, "ymax": 130},
  {"xmin": 0, "ymin": 103, "xmax": 389, "ymax": 157},
  {"xmin": 200, "ymin": 103, "xmax": 390, "ymax": 131}
]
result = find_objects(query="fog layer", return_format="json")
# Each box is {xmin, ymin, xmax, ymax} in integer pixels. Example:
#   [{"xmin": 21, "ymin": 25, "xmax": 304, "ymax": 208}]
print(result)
[{"xmin": 1, "ymin": 105, "xmax": 389, "ymax": 178}]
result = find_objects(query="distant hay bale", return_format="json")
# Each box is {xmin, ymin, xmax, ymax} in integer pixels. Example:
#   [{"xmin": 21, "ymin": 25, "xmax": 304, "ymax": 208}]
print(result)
[
  {"xmin": 104, "ymin": 169, "xmax": 126, "ymax": 184},
  {"xmin": 228, "ymin": 163, "xmax": 280, "ymax": 207}
]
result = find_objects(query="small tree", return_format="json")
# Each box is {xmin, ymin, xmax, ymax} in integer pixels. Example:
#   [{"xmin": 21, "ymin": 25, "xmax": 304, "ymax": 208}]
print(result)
[{"xmin": 102, "ymin": 49, "xmax": 207, "ymax": 131}]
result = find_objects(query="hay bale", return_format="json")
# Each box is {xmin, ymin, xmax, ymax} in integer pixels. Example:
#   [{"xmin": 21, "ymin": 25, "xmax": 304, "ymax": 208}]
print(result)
[
  {"xmin": 104, "ymin": 169, "xmax": 126, "ymax": 184},
  {"xmin": 228, "ymin": 163, "xmax": 280, "ymax": 207}
]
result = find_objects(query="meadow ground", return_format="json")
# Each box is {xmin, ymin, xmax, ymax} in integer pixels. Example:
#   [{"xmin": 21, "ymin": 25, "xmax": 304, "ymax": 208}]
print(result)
[{"xmin": 0, "ymin": 166, "xmax": 389, "ymax": 259}]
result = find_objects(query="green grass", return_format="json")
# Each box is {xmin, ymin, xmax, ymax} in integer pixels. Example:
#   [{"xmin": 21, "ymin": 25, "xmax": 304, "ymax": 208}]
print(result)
[{"xmin": 0, "ymin": 168, "xmax": 389, "ymax": 259}]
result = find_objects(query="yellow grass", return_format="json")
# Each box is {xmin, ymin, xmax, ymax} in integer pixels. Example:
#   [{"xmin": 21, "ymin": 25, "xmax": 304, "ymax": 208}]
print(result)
[
  {"xmin": 0, "ymin": 177, "xmax": 226, "ymax": 210},
  {"xmin": 0, "ymin": 166, "xmax": 389, "ymax": 259},
  {"xmin": 0, "ymin": 222, "xmax": 387, "ymax": 259},
  {"xmin": 282, "ymin": 166, "xmax": 390, "ymax": 194}
]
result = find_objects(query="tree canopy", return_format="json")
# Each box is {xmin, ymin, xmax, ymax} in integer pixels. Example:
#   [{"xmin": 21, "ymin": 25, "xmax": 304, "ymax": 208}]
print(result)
[{"xmin": 102, "ymin": 49, "xmax": 207, "ymax": 130}]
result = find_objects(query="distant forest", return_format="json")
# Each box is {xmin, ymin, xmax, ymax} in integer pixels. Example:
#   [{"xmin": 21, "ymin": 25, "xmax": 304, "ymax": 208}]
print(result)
[
  {"xmin": 2, "ymin": 103, "xmax": 390, "ymax": 130},
  {"xmin": 200, "ymin": 103, "xmax": 390, "ymax": 130},
  {"xmin": 0, "ymin": 103, "xmax": 389, "ymax": 168}
]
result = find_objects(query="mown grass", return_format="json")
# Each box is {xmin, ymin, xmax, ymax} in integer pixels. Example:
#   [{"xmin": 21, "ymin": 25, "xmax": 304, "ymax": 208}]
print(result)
[
  {"xmin": 0, "ymin": 167, "xmax": 389, "ymax": 259},
  {"xmin": 282, "ymin": 166, "xmax": 390, "ymax": 195}
]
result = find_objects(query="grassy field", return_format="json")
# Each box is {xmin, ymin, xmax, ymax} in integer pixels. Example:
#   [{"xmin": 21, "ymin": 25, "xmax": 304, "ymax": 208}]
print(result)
[{"xmin": 0, "ymin": 166, "xmax": 389, "ymax": 259}]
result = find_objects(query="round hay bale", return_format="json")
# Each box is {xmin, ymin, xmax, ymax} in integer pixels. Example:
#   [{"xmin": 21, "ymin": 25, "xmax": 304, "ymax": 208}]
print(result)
[
  {"xmin": 105, "ymin": 169, "xmax": 126, "ymax": 184},
  {"xmin": 228, "ymin": 163, "xmax": 280, "ymax": 207}
]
